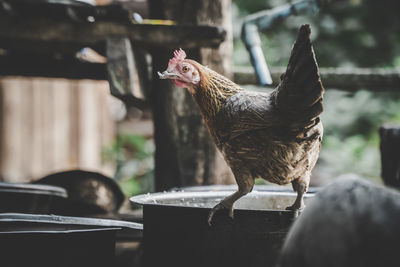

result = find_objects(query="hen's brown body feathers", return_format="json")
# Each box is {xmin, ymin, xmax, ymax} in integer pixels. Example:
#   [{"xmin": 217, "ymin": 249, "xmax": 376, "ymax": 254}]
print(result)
[{"xmin": 215, "ymin": 91, "xmax": 322, "ymax": 186}]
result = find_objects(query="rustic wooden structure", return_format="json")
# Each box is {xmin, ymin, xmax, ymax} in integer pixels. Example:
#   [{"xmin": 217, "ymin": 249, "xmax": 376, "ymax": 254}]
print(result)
[
  {"xmin": 379, "ymin": 125, "xmax": 400, "ymax": 189},
  {"xmin": 0, "ymin": 78, "xmax": 115, "ymax": 182},
  {"xmin": 1, "ymin": 0, "xmax": 399, "ymax": 189},
  {"xmin": 0, "ymin": 0, "xmax": 232, "ymax": 188},
  {"xmin": 234, "ymin": 66, "xmax": 400, "ymax": 92},
  {"xmin": 2, "ymin": 61, "xmax": 398, "ymax": 94},
  {"xmin": 0, "ymin": 16, "xmax": 225, "ymax": 49},
  {"xmin": 0, "ymin": 2, "xmax": 225, "ymax": 82}
]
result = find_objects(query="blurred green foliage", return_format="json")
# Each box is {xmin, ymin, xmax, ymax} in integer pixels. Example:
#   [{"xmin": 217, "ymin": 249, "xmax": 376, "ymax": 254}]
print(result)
[
  {"xmin": 233, "ymin": 0, "xmax": 400, "ymax": 181},
  {"xmin": 234, "ymin": 0, "xmax": 400, "ymax": 68},
  {"xmin": 321, "ymin": 91, "xmax": 400, "ymax": 180},
  {"xmin": 103, "ymin": 134, "xmax": 154, "ymax": 196}
]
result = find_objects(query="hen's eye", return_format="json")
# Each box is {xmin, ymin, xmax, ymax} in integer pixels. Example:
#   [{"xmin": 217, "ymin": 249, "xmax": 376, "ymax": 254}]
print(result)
[{"xmin": 182, "ymin": 66, "xmax": 190, "ymax": 73}]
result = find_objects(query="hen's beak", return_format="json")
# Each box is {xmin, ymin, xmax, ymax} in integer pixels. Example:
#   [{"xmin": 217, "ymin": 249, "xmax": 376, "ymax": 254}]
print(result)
[{"xmin": 158, "ymin": 71, "xmax": 179, "ymax": 80}]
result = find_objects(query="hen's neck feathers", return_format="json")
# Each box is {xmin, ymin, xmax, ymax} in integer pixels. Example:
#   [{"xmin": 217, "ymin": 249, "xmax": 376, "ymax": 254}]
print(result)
[{"xmin": 186, "ymin": 60, "xmax": 243, "ymax": 119}]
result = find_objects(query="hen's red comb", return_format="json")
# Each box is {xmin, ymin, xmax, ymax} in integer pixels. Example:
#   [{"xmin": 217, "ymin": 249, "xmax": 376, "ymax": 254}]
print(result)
[{"xmin": 168, "ymin": 48, "xmax": 186, "ymax": 68}]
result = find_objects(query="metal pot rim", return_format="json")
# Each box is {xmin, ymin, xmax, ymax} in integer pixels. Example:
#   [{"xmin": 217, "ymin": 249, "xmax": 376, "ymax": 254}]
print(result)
[
  {"xmin": 0, "ymin": 182, "xmax": 68, "ymax": 198},
  {"xmin": 130, "ymin": 190, "xmax": 315, "ymax": 208},
  {"xmin": 0, "ymin": 212, "xmax": 143, "ymax": 233}
]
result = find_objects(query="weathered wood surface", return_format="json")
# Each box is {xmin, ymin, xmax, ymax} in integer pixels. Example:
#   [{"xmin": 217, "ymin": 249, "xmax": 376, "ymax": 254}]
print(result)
[
  {"xmin": 0, "ymin": 78, "xmax": 116, "ymax": 182},
  {"xmin": 106, "ymin": 37, "xmax": 148, "ymax": 109},
  {"xmin": 0, "ymin": 54, "xmax": 107, "ymax": 80},
  {"xmin": 234, "ymin": 66, "xmax": 400, "ymax": 91},
  {"xmin": 150, "ymin": 0, "xmax": 235, "ymax": 191},
  {"xmin": 380, "ymin": 125, "xmax": 400, "ymax": 189},
  {"xmin": 2, "ymin": 56, "xmax": 399, "ymax": 93},
  {"xmin": 0, "ymin": 17, "xmax": 226, "ymax": 49}
]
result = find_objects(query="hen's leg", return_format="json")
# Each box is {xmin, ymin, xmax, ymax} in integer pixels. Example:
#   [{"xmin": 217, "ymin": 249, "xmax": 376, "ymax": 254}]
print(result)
[
  {"xmin": 207, "ymin": 174, "xmax": 254, "ymax": 226},
  {"xmin": 286, "ymin": 176, "xmax": 309, "ymax": 211}
]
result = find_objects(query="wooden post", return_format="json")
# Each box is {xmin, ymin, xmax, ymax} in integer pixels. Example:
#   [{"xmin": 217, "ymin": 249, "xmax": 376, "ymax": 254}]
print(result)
[
  {"xmin": 0, "ymin": 82, "xmax": 3, "ymax": 177},
  {"xmin": 149, "ymin": 0, "xmax": 234, "ymax": 191},
  {"xmin": 379, "ymin": 125, "xmax": 400, "ymax": 189}
]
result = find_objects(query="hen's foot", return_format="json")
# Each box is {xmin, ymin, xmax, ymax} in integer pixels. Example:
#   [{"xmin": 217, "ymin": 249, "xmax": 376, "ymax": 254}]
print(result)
[
  {"xmin": 207, "ymin": 202, "xmax": 234, "ymax": 226},
  {"xmin": 286, "ymin": 203, "xmax": 305, "ymax": 217},
  {"xmin": 285, "ymin": 203, "xmax": 305, "ymax": 211}
]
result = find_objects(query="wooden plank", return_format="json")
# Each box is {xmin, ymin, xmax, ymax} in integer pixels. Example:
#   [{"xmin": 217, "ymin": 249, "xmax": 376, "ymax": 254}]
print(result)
[
  {"xmin": 69, "ymin": 81, "xmax": 81, "ymax": 168},
  {"xmin": 0, "ymin": 79, "xmax": 24, "ymax": 181},
  {"xmin": 2, "ymin": 53, "xmax": 399, "ymax": 93},
  {"xmin": 0, "ymin": 82, "xmax": 2, "ymax": 176},
  {"xmin": 0, "ymin": 17, "xmax": 226, "ymax": 49},
  {"xmin": 0, "ymin": 54, "xmax": 107, "ymax": 80},
  {"xmin": 78, "ymin": 80, "xmax": 100, "ymax": 168},
  {"xmin": 43, "ymin": 80, "xmax": 55, "ymax": 174},
  {"xmin": 52, "ymin": 79, "xmax": 72, "ymax": 171},
  {"xmin": 234, "ymin": 66, "xmax": 400, "ymax": 91},
  {"xmin": 31, "ymin": 79, "xmax": 44, "ymax": 177},
  {"xmin": 0, "ymin": 77, "xmax": 116, "ymax": 182}
]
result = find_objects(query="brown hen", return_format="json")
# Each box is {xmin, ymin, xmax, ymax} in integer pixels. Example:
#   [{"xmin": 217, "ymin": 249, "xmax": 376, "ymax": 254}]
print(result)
[{"xmin": 158, "ymin": 24, "xmax": 324, "ymax": 225}]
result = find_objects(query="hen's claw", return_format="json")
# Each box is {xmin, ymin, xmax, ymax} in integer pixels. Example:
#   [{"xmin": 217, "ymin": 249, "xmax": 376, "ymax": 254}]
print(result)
[
  {"xmin": 207, "ymin": 202, "xmax": 233, "ymax": 226},
  {"xmin": 285, "ymin": 204, "xmax": 305, "ymax": 211},
  {"xmin": 286, "ymin": 203, "xmax": 305, "ymax": 218}
]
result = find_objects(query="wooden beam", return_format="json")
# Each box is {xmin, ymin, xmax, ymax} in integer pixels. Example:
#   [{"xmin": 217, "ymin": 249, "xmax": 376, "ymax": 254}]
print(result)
[
  {"xmin": 0, "ymin": 17, "xmax": 226, "ymax": 49},
  {"xmin": 0, "ymin": 52, "xmax": 150, "ymax": 110},
  {"xmin": 0, "ymin": 39, "xmax": 105, "ymax": 56},
  {"xmin": 234, "ymin": 66, "xmax": 400, "ymax": 91},
  {"xmin": 2, "ymin": 52, "xmax": 399, "ymax": 93},
  {"xmin": 0, "ymin": 54, "xmax": 106, "ymax": 80}
]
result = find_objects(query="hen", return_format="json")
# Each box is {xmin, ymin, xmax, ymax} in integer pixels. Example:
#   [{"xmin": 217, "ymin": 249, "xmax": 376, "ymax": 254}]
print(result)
[{"xmin": 158, "ymin": 24, "xmax": 324, "ymax": 225}]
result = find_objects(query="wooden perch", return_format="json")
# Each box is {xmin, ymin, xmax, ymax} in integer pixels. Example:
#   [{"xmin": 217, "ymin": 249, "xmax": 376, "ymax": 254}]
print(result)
[
  {"xmin": 234, "ymin": 66, "xmax": 400, "ymax": 91},
  {"xmin": 0, "ymin": 17, "xmax": 226, "ymax": 49}
]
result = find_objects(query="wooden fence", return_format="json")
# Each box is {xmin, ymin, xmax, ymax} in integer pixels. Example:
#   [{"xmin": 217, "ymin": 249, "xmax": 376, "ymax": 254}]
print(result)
[{"xmin": 0, "ymin": 77, "xmax": 116, "ymax": 182}]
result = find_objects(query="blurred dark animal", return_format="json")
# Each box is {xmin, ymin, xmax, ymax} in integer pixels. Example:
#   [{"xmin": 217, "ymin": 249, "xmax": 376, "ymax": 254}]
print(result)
[
  {"xmin": 278, "ymin": 176, "xmax": 400, "ymax": 267},
  {"xmin": 36, "ymin": 170, "xmax": 124, "ymax": 216},
  {"xmin": 158, "ymin": 24, "xmax": 324, "ymax": 225}
]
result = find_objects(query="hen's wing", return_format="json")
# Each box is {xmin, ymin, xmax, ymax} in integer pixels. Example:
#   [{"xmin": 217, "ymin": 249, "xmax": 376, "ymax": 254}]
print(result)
[
  {"xmin": 214, "ymin": 91, "xmax": 280, "ymax": 146},
  {"xmin": 214, "ymin": 24, "xmax": 323, "ymax": 145},
  {"xmin": 271, "ymin": 24, "xmax": 324, "ymax": 137}
]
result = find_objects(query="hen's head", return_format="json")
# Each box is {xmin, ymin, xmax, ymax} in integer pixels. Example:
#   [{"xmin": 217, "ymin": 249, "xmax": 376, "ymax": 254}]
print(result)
[{"xmin": 158, "ymin": 49, "xmax": 201, "ymax": 91}]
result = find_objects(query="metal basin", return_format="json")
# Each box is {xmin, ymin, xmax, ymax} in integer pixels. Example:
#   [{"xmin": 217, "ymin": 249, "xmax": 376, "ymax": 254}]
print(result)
[
  {"xmin": 172, "ymin": 184, "xmax": 320, "ymax": 194},
  {"xmin": 131, "ymin": 188, "xmax": 315, "ymax": 267},
  {"xmin": 0, "ymin": 213, "xmax": 143, "ymax": 267},
  {"xmin": 0, "ymin": 182, "xmax": 67, "ymax": 214}
]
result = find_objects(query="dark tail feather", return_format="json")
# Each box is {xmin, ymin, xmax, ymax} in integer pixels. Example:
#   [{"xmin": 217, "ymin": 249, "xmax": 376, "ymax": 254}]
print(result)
[{"xmin": 274, "ymin": 24, "xmax": 324, "ymax": 132}]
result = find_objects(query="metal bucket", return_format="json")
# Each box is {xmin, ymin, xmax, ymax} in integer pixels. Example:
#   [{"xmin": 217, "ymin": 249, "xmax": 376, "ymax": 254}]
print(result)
[
  {"xmin": 0, "ymin": 213, "xmax": 143, "ymax": 267},
  {"xmin": 0, "ymin": 182, "xmax": 67, "ymax": 214},
  {"xmin": 131, "ymin": 188, "xmax": 315, "ymax": 267}
]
